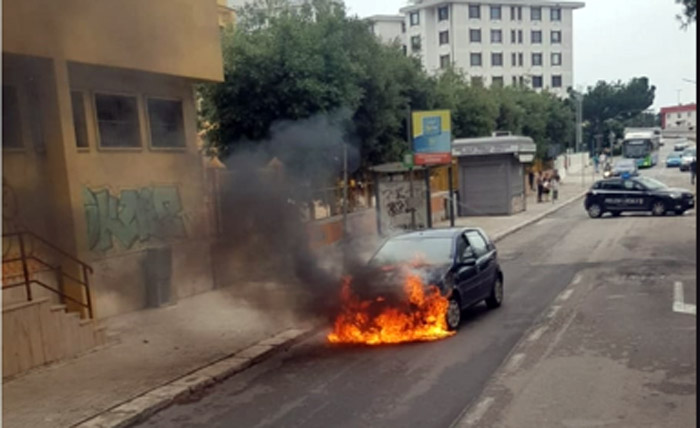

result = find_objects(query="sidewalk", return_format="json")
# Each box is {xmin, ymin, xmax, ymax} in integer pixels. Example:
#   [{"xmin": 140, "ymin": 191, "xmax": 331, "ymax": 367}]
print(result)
[
  {"xmin": 435, "ymin": 167, "xmax": 597, "ymax": 239},
  {"xmin": 2, "ymin": 285, "xmax": 314, "ymax": 428}
]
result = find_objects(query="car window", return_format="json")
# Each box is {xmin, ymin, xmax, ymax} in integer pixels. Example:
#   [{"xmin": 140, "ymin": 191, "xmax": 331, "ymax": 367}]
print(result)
[
  {"xmin": 623, "ymin": 180, "xmax": 635, "ymax": 190},
  {"xmin": 601, "ymin": 180, "xmax": 623, "ymax": 190},
  {"xmin": 370, "ymin": 237, "xmax": 454, "ymax": 265},
  {"xmin": 465, "ymin": 231, "xmax": 489, "ymax": 258}
]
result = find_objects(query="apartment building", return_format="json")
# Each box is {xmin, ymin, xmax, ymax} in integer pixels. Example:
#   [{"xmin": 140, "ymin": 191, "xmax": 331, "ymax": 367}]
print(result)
[
  {"xmin": 396, "ymin": 0, "xmax": 584, "ymax": 96},
  {"xmin": 660, "ymin": 103, "xmax": 696, "ymax": 131},
  {"xmin": 368, "ymin": 15, "xmax": 405, "ymax": 45}
]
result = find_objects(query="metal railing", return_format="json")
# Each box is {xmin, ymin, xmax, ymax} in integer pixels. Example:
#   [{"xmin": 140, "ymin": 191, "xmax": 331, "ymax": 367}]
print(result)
[{"xmin": 2, "ymin": 231, "xmax": 94, "ymax": 319}]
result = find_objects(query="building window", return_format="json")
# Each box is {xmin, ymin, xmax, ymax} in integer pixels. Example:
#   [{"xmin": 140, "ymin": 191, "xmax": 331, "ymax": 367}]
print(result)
[
  {"xmin": 471, "ymin": 76, "xmax": 484, "ymax": 86},
  {"xmin": 491, "ymin": 52, "xmax": 503, "ymax": 66},
  {"xmin": 518, "ymin": 29, "xmax": 523, "ymax": 43},
  {"xmin": 551, "ymin": 52, "xmax": 562, "ymax": 66},
  {"xmin": 94, "ymin": 93, "xmax": 141, "ymax": 148},
  {"xmin": 469, "ymin": 28, "xmax": 482, "ymax": 42},
  {"xmin": 410, "ymin": 12, "xmax": 420, "ymax": 26},
  {"xmin": 491, "ymin": 29, "xmax": 502, "ymax": 43},
  {"xmin": 511, "ymin": 30, "xmax": 516, "ymax": 43},
  {"xmin": 71, "ymin": 91, "xmax": 89, "ymax": 149},
  {"xmin": 438, "ymin": 6, "xmax": 449, "ymax": 21},
  {"xmin": 518, "ymin": 52, "xmax": 523, "ymax": 66},
  {"xmin": 551, "ymin": 30, "xmax": 562, "ymax": 43},
  {"xmin": 551, "ymin": 8, "xmax": 562, "ymax": 21},
  {"xmin": 531, "ymin": 30, "xmax": 542, "ymax": 43},
  {"xmin": 470, "ymin": 52, "xmax": 483, "ymax": 66},
  {"xmin": 552, "ymin": 75, "xmax": 563, "ymax": 88},
  {"xmin": 401, "ymin": 22, "xmax": 406, "ymax": 33},
  {"xmin": 2, "ymin": 85, "xmax": 23, "ymax": 149},
  {"xmin": 511, "ymin": 52, "xmax": 517, "ymax": 66},
  {"xmin": 411, "ymin": 35, "xmax": 421, "ymax": 51},
  {"xmin": 439, "ymin": 30, "xmax": 449, "ymax": 45},
  {"xmin": 532, "ymin": 52, "xmax": 543, "ymax": 66},
  {"xmin": 532, "ymin": 75, "xmax": 543, "ymax": 88},
  {"xmin": 510, "ymin": 6, "xmax": 522, "ymax": 20},
  {"xmin": 490, "ymin": 5, "xmax": 502, "ymax": 20},
  {"xmin": 688, "ymin": 111, "xmax": 693, "ymax": 117},
  {"xmin": 147, "ymin": 98, "xmax": 185, "ymax": 148},
  {"xmin": 440, "ymin": 54, "xmax": 451, "ymax": 69},
  {"xmin": 469, "ymin": 4, "xmax": 481, "ymax": 19},
  {"xmin": 512, "ymin": 76, "xmax": 518, "ymax": 85},
  {"xmin": 492, "ymin": 76, "xmax": 504, "ymax": 87},
  {"xmin": 531, "ymin": 7, "xmax": 542, "ymax": 21},
  {"xmin": 402, "ymin": 45, "xmax": 407, "ymax": 55}
]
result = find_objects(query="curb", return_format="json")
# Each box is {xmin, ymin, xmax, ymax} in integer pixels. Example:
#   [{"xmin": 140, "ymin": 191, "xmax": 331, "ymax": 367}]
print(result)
[
  {"xmin": 492, "ymin": 189, "xmax": 588, "ymax": 243},
  {"xmin": 73, "ymin": 327, "xmax": 317, "ymax": 428}
]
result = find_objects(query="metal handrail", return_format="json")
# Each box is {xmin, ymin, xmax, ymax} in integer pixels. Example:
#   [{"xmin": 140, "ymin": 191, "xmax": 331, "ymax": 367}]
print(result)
[{"xmin": 2, "ymin": 231, "xmax": 94, "ymax": 318}]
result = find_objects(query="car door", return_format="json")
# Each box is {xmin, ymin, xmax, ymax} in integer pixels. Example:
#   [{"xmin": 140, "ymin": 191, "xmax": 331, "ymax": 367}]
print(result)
[
  {"xmin": 599, "ymin": 179, "xmax": 624, "ymax": 211},
  {"xmin": 453, "ymin": 233, "xmax": 482, "ymax": 308},
  {"xmin": 465, "ymin": 230, "xmax": 496, "ymax": 300},
  {"xmin": 620, "ymin": 179, "xmax": 647, "ymax": 211}
]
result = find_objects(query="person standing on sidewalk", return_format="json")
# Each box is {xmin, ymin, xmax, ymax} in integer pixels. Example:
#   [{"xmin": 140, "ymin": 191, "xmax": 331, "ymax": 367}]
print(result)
[
  {"xmin": 536, "ymin": 172, "xmax": 544, "ymax": 203},
  {"xmin": 528, "ymin": 169, "xmax": 535, "ymax": 191},
  {"xmin": 691, "ymin": 157, "xmax": 697, "ymax": 185},
  {"xmin": 593, "ymin": 153, "xmax": 599, "ymax": 174},
  {"xmin": 551, "ymin": 170, "xmax": 560, "ymax": 203}
]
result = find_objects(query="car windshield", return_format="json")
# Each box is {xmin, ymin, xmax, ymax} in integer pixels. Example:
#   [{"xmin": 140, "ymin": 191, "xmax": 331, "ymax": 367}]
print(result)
[
  {"xmin": 623, "ymin": 140, "xmax": 649, "ymax": 158},
  {"xmin": 636, "ymin": 176, "xmax": 667, "ymax": 190},
  {"xmin": 614, "ymin": 160, "xmax": 634, "ymax": 168},
  {"xmin": 682, "ymin": 148, "xmax": 696, "ymax": 157},
  {"xmin": 370, "ymin": 237, "xmax": 453, "ymax": 266}
]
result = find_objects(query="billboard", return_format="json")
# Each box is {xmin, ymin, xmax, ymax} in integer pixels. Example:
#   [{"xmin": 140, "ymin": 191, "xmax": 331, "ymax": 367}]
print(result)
[{"xmin": 412, "ymin": 110, "xmax": 452, "ymax": 165}]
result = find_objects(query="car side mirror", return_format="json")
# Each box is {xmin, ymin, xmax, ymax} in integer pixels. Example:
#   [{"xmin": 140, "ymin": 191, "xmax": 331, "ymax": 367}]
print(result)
[{"xmin": 460, "ymin": 257, "xmax": 477, "ymax": 266}]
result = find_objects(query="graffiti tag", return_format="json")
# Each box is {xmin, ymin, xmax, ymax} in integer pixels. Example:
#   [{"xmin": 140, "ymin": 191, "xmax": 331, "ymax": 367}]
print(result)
[{"xmin": 83, "ymin": 186, "xmax": 186, "ymax": 252}]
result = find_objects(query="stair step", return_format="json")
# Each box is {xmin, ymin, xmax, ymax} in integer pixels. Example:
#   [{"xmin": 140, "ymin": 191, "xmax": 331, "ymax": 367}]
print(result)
[
  {"xmin": 79, "ymin": 319, "xmax": 93, "ymax": 327},
  {"xmin": 50, "ymin": 304, "xmax": 67, "ymax": 312}
]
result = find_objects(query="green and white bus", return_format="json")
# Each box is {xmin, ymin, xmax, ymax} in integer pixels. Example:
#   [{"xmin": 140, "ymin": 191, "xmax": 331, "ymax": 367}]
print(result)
[{"xmin": 622, "ymin": 130, "xmax": 660, "ymax": 168}]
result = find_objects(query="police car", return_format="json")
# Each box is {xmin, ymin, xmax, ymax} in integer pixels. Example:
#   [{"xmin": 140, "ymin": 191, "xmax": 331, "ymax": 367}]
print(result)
[{"xmin": 584, "ymin": 175, "xmax": 695, "ymax": 218}]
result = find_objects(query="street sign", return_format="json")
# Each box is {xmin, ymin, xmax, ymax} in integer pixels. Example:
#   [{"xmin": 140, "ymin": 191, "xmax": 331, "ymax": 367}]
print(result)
[{"xmin": 412, "ymin": 110, "xmax": 452, "ymax": 165}]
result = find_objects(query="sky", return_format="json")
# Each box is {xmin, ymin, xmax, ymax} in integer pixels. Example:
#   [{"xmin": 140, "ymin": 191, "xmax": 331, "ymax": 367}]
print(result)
[{"xmin": 343, "ymin": 0, "xmax": 697, "ymax": 111}]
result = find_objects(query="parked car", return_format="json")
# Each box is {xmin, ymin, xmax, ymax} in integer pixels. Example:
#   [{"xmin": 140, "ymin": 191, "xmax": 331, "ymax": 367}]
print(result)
[
  {"xmin": 584, "ymin": 176, "xmax": 695, "ymax": 218},
  {"xmin": 674, "ymin": 141, "xmax": 689, "ymax": 152},
  {"xmin": 366, "ymin": 228, "xmax": 503, "ymax": 330},
  {"xmin": 666, "ymin": 152, "xmax": 682, "ymax": 167},
  {"xmin": 679, "ymin": 147, "xmax": 696, "ymax": 171},
  {"xmin": 611, "ymin": 159, "xmax": 638, "ymax": 177}
]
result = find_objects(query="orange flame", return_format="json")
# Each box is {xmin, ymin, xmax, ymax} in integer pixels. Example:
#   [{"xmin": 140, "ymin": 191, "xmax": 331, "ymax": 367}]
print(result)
[{"xmin": 327, "ymin": 271, "xmax": 455, "ymax": 345}]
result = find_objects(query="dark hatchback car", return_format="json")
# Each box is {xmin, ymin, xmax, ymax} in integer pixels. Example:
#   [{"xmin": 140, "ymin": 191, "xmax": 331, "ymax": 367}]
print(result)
[
  {"xmin": 584, "ymin": 176, "xmax": 695, "ymax": 218},
  {"xmin": 366, "ymin": 228, "xmax": 504, "ymax": 330}
]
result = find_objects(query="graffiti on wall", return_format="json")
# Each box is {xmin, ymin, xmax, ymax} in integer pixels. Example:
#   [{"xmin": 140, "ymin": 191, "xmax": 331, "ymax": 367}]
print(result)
[
  {"xmin": 83, "ymin": 186, "xmax": 186, "ymax": 252},
  {"xmin": 378, "ymin": 180, "xmax": 427, "ymax": 232}
]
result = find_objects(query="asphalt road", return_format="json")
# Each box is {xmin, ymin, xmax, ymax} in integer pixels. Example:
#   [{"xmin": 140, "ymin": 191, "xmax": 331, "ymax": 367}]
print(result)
[{"xmin": 138, "ymin": 142, "xmax": 696, "ymax": 428}]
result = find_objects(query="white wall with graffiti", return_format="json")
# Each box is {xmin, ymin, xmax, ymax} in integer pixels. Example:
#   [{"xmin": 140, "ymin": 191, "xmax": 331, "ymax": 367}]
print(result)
[{"xmin": 377, "ymin": 177, "xmax": 428, "ymax": 234}]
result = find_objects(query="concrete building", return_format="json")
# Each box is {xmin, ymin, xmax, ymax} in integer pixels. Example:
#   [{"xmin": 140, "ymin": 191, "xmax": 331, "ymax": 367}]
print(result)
[
  {"xmin": 395, "ymin": 0, "xmax": 584, "ymax": 96},
  {"xmin": 367, "ymin": 15, "xmax": 406, "ymax": 45},
  {"xmin": 2, "ymin": 0, "xmax": 224, "ymax": 376},
  {"xmin": 660, "ymin": 103, "xmax": 697, "ymax": 131}
]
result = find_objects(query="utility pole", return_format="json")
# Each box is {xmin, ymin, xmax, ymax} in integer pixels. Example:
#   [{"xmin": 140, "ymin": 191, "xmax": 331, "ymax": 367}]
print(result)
[
  {"xmin": 342, "ymin": 141, "xmax": 348, "ymax": 236},
  {"xmin": 575, "ymin": 90, "xmax": 584, "ymax": 187},
  {"xmin": 677, "ymin": 89, "xmax": 682, "ymax": 105},
  {"xmin": 406, "ymin": 107, "xmax": 416, "ymax": 230}
]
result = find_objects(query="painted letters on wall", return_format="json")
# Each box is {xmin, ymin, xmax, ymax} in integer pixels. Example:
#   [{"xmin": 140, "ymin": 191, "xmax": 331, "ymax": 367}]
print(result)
[{"xmin": 83, "ymin": 186, "xmax": 186, "ymax": 252}]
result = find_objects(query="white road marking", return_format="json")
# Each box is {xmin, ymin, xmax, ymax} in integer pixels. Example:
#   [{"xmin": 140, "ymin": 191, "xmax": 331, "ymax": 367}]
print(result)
[
  {"xmin": 673, "ymin": 281, "xmax": 696, "ymax": 315},
  {"xmin": 572, "ymin": 274, "xmax": 583, "ymax": 285},
  {"xmin": 546, "ymin": 305, "xmax": 561, "ymax": 319},
  {"xmin": 527, "ymin": 326, "xmax": 548, "ymax": 342},
  {"xmin": 504, "ymin": 353, "xmax": 526, "ymax": 373},
  {"xmin": 455, "ymin": 397, "xmax": 495, "ymax": 427},
  {"xmin": 558, "ymin": 289, "xmax": 574, "ymax": 302}
]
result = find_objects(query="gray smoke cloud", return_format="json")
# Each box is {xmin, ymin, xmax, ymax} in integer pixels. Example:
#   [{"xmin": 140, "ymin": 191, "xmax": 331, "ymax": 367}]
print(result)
[{"xmin": 214, "ymin": 109, "xmax": 378, "ymax": 322}]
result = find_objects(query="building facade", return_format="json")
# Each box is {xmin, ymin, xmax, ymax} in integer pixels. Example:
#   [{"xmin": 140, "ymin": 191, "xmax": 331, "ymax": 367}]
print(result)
[
  {"xmin": 367, "ymin": 15, "xmax": 405, "ymax": 45},
  {"xmin": 660, "ymin": 103, "xmax": 697, "ymax": 131},
  {"xmin": 393, "ymin": 0, "xmax": 584, "ymax": 96}
]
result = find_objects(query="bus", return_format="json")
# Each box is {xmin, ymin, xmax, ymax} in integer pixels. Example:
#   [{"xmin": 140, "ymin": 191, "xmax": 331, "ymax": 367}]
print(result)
[{"xmin": 622, "ymin": 130, "xmax": 660, "ymax": 168}]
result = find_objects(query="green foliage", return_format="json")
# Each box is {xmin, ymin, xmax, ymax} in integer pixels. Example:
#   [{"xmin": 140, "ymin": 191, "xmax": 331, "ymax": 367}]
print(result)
[{"xmin": 677, "ymin": 0, "xmax": 697, "ymax": 27}]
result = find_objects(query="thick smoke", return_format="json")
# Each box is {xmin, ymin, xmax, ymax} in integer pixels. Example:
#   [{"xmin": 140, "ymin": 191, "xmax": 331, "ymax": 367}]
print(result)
[{"xmin": 216, "ymin": 109, "xmax": 374, "ymax": 322}]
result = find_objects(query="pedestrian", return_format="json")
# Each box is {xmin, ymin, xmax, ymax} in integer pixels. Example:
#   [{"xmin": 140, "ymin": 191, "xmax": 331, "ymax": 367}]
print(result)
[
  {"xmin": 593, "ymin": 153, "xmax": 599, "ymax": 174},
  {"xmin": 691, "ymin": 157, "xmax": 697, "ymax": 185},
  {"xmin": 551, "ymin": 171, "xmax": 560, "ymax": 203},
  {"xmin": 542, "ymin": 172, "xmax": 551, "ymax": 202},
  {"xmin": 536, "ymin": 172, "xmax": 543, "ymax": 203},
  {"xmin": 528, "ymin": 170, "xmax": 535, "ymax": 191},
  {"xmin": 599, "ymin": 152, "xmax": 607, "ymax": 171}
]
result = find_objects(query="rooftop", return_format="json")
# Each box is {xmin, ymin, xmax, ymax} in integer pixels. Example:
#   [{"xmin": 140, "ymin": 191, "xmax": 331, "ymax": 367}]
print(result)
[{"xmin": 400, "ymin": 0, "xmax": 585, "ymax": 13}]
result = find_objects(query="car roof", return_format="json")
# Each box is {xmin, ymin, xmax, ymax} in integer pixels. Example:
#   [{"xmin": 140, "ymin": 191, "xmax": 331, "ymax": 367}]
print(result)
[{"xmin": 390, "ymin": 227, "xmax": 477, "ymax": 240}]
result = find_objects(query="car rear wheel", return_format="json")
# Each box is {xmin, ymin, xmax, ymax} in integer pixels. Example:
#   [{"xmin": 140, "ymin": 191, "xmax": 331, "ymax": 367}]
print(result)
[
  {"xmin": 651, "ymin": 200, "xmax": 666, "ymax": 216},
  {"xmin": 446, "ymin": 297, "xmax": 461, "ymax": 331},
  {"xmin": 587, "ymin": 203, "xmax": 603, "ymax": 218},
  {"xmin": 485, "ymin": 277, "xmax": 503, "ymax": 309}
]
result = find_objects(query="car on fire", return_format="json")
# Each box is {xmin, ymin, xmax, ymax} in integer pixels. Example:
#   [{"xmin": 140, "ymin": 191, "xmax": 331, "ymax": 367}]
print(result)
[
  {"xmin": 366, "ymin": 228, "xmax": 504, "ymax": 331},
  {"xmin": 584, "ymin": 176, "xmax": 695, "ymax": 218}
]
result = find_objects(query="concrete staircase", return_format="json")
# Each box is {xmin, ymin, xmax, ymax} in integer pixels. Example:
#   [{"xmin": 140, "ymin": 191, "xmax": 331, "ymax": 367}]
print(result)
[{"xmin": 3, "ymin": 297, "xmax": 107, "ymax": 379}]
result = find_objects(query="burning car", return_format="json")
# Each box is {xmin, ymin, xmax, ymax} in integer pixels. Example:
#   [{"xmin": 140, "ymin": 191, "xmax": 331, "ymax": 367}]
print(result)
[{"xmin": 327, "ymin": 228, "xmax": 504, "ymax": 345}]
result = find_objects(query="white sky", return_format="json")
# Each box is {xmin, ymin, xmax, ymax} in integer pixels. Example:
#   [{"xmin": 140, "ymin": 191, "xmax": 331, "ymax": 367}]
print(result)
[{"xmin": 344, "ymin": 0, "xmax": 697, "ymax": 111}]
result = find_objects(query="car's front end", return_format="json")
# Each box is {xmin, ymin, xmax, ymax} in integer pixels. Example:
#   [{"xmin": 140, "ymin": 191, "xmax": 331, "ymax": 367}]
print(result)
[
  {"xmin": 679, "ymin": 156, "xmax": 694, "ymax": 171},
  {"xmin": 666, "ymin": 156, "xmax": 681, "ymax": 167},
  {"xmin": 655, "ymin": 188, "xmax": 695, "ymax": 212}
]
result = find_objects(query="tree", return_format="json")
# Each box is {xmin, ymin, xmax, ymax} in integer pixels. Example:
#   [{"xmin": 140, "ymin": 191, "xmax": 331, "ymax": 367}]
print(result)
[{"xmin": 677, "ymin": 0, "xmax": 697, "ymax": 27}]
